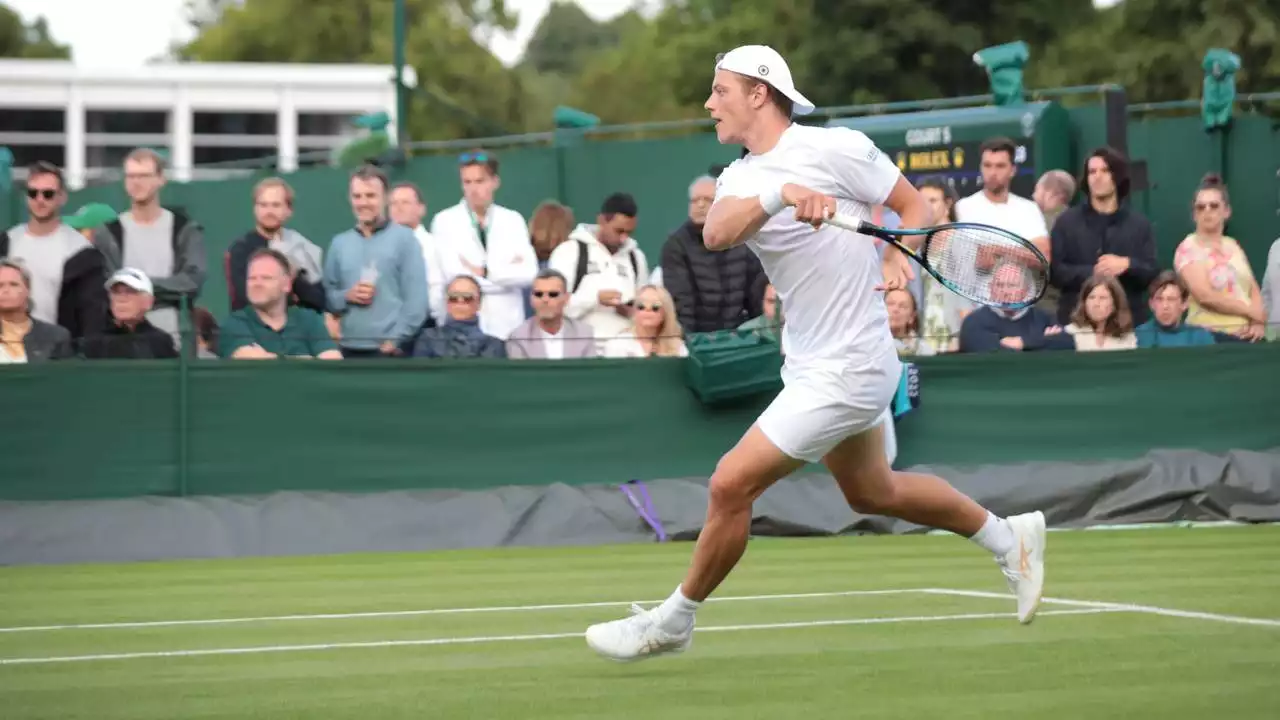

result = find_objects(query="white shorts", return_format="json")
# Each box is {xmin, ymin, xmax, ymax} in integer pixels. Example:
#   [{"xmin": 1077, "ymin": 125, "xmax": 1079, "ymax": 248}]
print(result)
[{"xmin": 756, "ymin": 355, "xmax": 902, "ymax": 464}]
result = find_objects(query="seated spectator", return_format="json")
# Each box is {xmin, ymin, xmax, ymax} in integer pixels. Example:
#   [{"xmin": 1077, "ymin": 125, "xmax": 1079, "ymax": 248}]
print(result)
[
  {"xmin": 0, "ymin": 258, "xmax": 73, "ymax": 362},
  {"xmin": 1064, "ymin": 274, "xmax": 1137, "ymax": 351},
  {"xmin": 82, "ymin": 268, "xmax": 180, "ymax": 359},
  {"xmin": 226, "ymin": 177, "xmax": 326, "ymax": 314},
  {"xmin": 1264, "ymin": 236, "xmax": 1280, "ymax": 341},
  {"xmin": 958, "ymin": 263, "xmax": 1072, "ymax": 353},
  {"xmin": 507, "ymin": 269, "xmax": 597, "ymax": 359},
  {"xmin": 602, "ymin": 285, "xmax": 688, "ymax": 358},
  {"xmin": 191, "ymin": 306, "xmax": 220, "ymax": 359},
  {"xmin": 1135, "ymin": 271, "xmax": 1216, "ymax": 348},
  {"xmin": 219, "ymin": 249, "xmax": 341, "ymax": 360},
  {"xmin": 915, "ymin": 177, "xmax": 970, "ymax": 353},
  {"xmin": 886, "ymin": 288, "xmax": 934, "ymax": 357},
  {"xmin": 412, "ymin": 276, "xmax": 507, "ymax": 359},
  {"xmin": 738, "ymin": 282, "xmax": 781, "ymax": 342},
  {"xmin": 1174, "ymin": 174, "xmax": 1266, "ymax": 341}
]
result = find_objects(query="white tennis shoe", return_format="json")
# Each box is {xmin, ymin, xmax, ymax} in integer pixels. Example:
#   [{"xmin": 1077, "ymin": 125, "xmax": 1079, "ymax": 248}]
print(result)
[
  {"xmin": 998, "ymin": 510, "xmax": 1047, "ymax": 624},
  {"xmin": 585, "ymin": 603, "xmax": 694, "ymax": 662}
]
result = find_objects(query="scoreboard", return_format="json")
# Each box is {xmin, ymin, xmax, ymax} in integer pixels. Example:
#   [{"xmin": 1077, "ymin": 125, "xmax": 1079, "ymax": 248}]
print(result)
[{"xmin": 885, "ymin": 138, "xmax": 1037, "ymax": 198}]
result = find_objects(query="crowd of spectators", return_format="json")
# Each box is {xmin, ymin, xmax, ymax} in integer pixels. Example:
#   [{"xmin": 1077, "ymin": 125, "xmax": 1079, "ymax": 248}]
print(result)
[{"xmin": 1, "ymin": 136, "xmax": 1276, "ymax": 367}]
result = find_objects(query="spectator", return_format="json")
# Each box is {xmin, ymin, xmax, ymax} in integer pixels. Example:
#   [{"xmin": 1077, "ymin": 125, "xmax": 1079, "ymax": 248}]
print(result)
[
  {"xmin": 1174, "ymin": 173, "xmax": 1266, "ymax": 342},
  {"xmin": 225, "ymin": 177, "xmax": 326, "ymax": 314},
  {"xmin": 323, "ymin": 165, "xmax": 429, "ymax": 358},
  {"xmin": 429, "ymin": 150, "xmax": 537, "ymax": 340},
  {"xmin": 602, "ymin": 285, "xmax": 688, "ymax": 358},
  {"xmin": 523, "ymin": 201, "xmax": 575, "ymax": 317},
  {"xmin": 886, "ymin": 288, "xmax": 934, "ymax": 357},
  {"xmin": 0, "ymin": 258, "xmax": 73, "ymax": 362},
  {"xmin": 412, "ymin": 276, "xmax": 507, "ymax": 359},
  {"xmin": 660, "ymin": 174, "xmax": 766, "ymax": 333},
  {"xmin": 94, "ymin": 148, "xmax": 206, "ymax": 344},
  {"xmin": 955, "ymin": 137, "xmax": 1051, "ymax": 262},
  {"xmin": 549, "ymin": 192, "xmax": 650, "ymax": 348},
  {"xmin": 915, "ymin": 176, "xmax": 970, "ymax": 353},
  {"xmin": 1063, "ymin": 274, "xmax": 1137, "ymax": 351},
  {"xmin": 958, "ymin": 263, "xmax": 1072, "ymax": 353},
  {"xmin": 738, "ymin": 282, "xmax": 781, "ymax": 343},
  {"xmin": 219, "ymin": 249, "xmax": 341, "ymax": 360},
  {"xmin": 191, "ymin": 306, "xmax": 220, "ymax": 359},
  {"xmin": 1033, "ymin": 170, "xmax": 1076, "ymax": 230},
  {"xmin": 0, "ymin": 161, "xmax": 109, "ymax": 342},
  {"xmin": 1262, "ymin": 237, "xmax": 1280, "ymax": 341},
  {"xmin": 82, "ymin": 268, "xmax": 180, "ymax": 359},
  {"xmin": 62, "ymin": 202, "xmax": 118, "ymax": 242},
  {"xmin": 1135, "ymin": 271, "xmax": 1216, "ymax": 348},
  {"xmin": 389, "ymin": 181, "xmax": 447, "ymax": 329},
  {"xmin": 1049, "ymin": 147, "xmax": 1159, "ymax": 326},
  {"xmin": 507, "ymin": 269, "xmax": 597, "ymax": 359}
]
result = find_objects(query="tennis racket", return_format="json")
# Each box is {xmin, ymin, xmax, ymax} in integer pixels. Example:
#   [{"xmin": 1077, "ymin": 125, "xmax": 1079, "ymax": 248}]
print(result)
[{"xmin": 824, "ymin": 213, "xmax": 1050, "ymax": 310}]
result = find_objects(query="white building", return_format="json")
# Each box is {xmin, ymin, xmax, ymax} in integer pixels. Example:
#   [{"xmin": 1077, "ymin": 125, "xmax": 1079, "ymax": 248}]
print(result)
[{"xmin": 0, "ymin": 59, "xmax": 399, "ymax": 189}]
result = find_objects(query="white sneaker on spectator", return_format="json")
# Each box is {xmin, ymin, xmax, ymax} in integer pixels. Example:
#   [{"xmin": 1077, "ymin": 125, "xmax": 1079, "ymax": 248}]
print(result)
[
  {"xmin": 585, "ymin": 603, "xmax": 694, "ymax": 662},
  {"xmin": 997, "ymin": 510, "xmax": 1046, "ymax": 624}
]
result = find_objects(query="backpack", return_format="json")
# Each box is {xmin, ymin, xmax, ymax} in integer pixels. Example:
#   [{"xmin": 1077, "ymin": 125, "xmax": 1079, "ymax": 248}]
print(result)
[{"xmin": 572, "ymin": 238, "xmax": 640, "ymax": 292}]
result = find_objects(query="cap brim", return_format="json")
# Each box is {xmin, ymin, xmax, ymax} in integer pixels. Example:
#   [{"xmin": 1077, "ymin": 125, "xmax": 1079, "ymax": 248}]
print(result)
[{"xmin": 782, "ymin": 88, "xmax": 816, "ymax": 116}]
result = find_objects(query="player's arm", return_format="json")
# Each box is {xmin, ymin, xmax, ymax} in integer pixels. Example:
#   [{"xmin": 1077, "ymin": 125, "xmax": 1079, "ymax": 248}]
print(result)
[{"xmin": 702, "ymin": 195, "xmax": 771, "ymax": 252}]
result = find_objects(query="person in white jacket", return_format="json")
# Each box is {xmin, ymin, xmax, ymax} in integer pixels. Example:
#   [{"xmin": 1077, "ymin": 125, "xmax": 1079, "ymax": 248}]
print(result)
[
  {"xmin": 389, "ymin": 181, "xmax": 447, "ymax": 328},
  {"xmin": 547, "ymin": 192, "xmax": 650, "ymax": 350},
  {"xmin": 428, "ymin": 150, "xmax": 537, "ymax": 340}
]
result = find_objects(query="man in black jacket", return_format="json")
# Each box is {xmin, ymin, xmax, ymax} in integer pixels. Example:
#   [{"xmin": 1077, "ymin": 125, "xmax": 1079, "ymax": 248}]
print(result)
[
  {"xmin": 660, "ymin": 174, "xmax": 766, "ymax": 333},
  {"xmin": 82, "ymin": 268, "xmax": 179, "ymax": 360},
  {"xmin": 224, "ymin": 177, "xmax": 326, "ymax": 313},
  {"xmin": 1049, "ymin": 147, "xmax": 1159, "ymax": 325}
]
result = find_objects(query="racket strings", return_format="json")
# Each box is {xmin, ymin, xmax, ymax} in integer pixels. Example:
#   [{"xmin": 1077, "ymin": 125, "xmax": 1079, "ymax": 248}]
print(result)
[{"xmin": 924, "ymin": 227, "xmax": 1048, "ymax": 307}]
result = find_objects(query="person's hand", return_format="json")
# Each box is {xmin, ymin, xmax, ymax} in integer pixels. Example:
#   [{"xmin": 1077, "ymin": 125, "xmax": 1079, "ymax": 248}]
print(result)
[
  {"xmin": 1094, "ymin": 254, "xmax": 1130, "ymax": 277},
  {"xmin": 598, "ymin": 289, "xmax": 623, "ymax": 307},
  {"xmin": 877, "ymin": 244, "xmax": 915, "ymax": 292},
  {"xmin": 1044, "ymin": 325, "xmax": 1064, "ymax": 336},
  {"xmin": 235, "ymin": 344, "xmax": 277, "ymax": 359},
  {"xmin": 1236, "ymin": 322, "xmax": 1266, "ymax": 342},
  {"xmin": 379, "ymin": 340, "xmax": 402, "ymax": 356},
  {"xmin": 462, "ymin": 259, "xmax": 487, "ymax": 277},
  {"xmin": 324, "ymin": 313, "xmax": 342, "ymax": 341},
  {"xmin": 1000, "ymin": 336, "xmax": 1025, "ymax": 351},
  {"xmin": 346, "ymin": 283, "xmax": 375, "ymax": 305},
  {"xmin": 782, "ymin": 183, "xmax": 837, "ymax": 228}
]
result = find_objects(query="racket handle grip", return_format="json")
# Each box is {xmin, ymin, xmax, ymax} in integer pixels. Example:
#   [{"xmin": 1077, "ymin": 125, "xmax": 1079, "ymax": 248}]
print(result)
[{"xmin": 824, "ymin": 212, "xmax": 868, "ymax": 234}]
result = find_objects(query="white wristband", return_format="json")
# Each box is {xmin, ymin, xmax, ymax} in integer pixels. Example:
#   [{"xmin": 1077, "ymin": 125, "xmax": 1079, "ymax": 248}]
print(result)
[{"xmin": 758, "ymin": 184, "xmax": 785, "ymax": 216}]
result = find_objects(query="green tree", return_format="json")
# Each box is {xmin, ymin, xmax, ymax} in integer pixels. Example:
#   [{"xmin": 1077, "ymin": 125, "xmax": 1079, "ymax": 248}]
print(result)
[
  {"xmin": 521, "ymin": 1, "xmax": 618, "ymax": 77},
  {"xmin": 0, "ymin": 4, "xmax": 71, "ymax": 59}
]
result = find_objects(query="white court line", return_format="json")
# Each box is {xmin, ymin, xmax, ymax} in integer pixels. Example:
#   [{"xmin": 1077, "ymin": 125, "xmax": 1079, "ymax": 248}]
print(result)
[
  {"xmin": 0, "ymin": 608, "xmax": 1120, "ymax": 666},
  {"xmin": 0, "ymin": 588, "xmax": 923, "ymax": 634},
  {"xmin": 924, "ymin": 588, "xmax": 1280, "ymax": 629}
]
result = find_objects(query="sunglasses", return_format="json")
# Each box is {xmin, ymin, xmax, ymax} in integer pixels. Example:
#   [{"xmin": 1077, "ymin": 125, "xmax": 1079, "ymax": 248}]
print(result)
[
  {"xmin": 458, "ymin": 151, "xmax": 490, "ymax": 165},
  {"xmin": 531, "ymin": 290, "xmax": 561, "ymax": 299},
  {"xmin": 1194, "ymin": 202, "xmax": 1222, "ymax": 211},
  {"xmin": 635, "ymin": 303, "xmax": 663, "ymax": 312},
  {"xmin": 447, "ymin": 293, "xmax": 477, "ymax": 304},
  {"xmin": 26, "ymin": 188, "xmax": 56, "ymax": 200}
]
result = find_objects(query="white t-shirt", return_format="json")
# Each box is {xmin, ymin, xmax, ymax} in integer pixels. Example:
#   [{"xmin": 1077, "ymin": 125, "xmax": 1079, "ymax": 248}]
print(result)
[
  {"xmin": 537, "ymin": 326, "xmax": 564, "ymax": 360},
  {"xmin": 955, "ymin": 191, "xmax": 1048, "ymax": 244},
  {"xmin": 713, "ymin": 124, "xmax": 901, "ymax": 367}
]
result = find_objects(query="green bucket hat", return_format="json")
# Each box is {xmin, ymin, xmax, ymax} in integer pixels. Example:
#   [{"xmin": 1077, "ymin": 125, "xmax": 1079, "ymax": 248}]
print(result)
[{"xmin": 63, "ymin": 203, "xmax": 118, "ymax": 231}]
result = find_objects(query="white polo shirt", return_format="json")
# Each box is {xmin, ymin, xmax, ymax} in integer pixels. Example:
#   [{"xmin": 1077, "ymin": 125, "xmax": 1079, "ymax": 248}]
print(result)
[{"xmin": 955, "ymin": 191, "xmax": 1049, "ymax": 245}]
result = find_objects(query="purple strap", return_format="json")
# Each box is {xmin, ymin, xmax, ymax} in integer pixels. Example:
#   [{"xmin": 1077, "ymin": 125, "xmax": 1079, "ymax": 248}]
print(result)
[{"xmin": 619, "ymin": 479, "xmax": 668, "ymax": 542}]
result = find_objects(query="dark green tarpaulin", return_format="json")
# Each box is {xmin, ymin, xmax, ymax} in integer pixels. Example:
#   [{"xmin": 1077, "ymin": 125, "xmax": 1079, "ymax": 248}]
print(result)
[{"xmin": 1, "ymin": 344, "xmax": 1277, "ymax": 502}]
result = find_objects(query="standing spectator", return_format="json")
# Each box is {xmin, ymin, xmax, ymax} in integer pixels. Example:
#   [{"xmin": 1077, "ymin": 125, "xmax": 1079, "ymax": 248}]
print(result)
[
  {"xmin": 82, "ymin": 268, "xmax": 180, "ymax": 359},
  {"xmin": 1262, "ymin": 237, "xmax": 1280, "ymax": 341},
  {"xmin": 1033, "ymin": 170, "xmax": 1076, "ymax": 231},
  {"xmin": 660, "ymin": 174, "xmax": 766, "ymax": 334},
  {"xmin": 389, "ymin": 181, "xmax": 447, "ymax": 329},
  {"xmin": 958, "ymin": 263, "xmax": 1072, "ymax": 353},
  {"xmin": 915, "ymin": 176, "xmax": 970, "ymax": 353},
  {"xmin": 507, "ymin": 269, "xmax": 597, "ymax": 359},
  {"xmin": 219, "ymin": 249, "xmax": 341, "ymax": 360},
  {"xmin": 94, "ymin": 148, "xmax": 206, "ymax": 344},
  {"xmin": 524, "ymin": 201, "xmax": 575, "ymax": 318},
  {"xmin": 602, "ymin": 285, "xmax": 687, "ymax": 359},
  {"xmin": 955, "ymin": 137, "xmax": 1051, "ymax": 262},
  {"xmin": 0, "ymin": 161, "xmax": 109, "ymax": 342},
  {"xmin": 548, "ymin": 192, "xmax": 650, "ymax": 348},
  {"xmin": 1134, "ymin": 271, "xmax": 1216, "ymax": 348},
  {"xmin": 323, "ymin": 165, "xmax": 429, "ymax": 358},
  {"xmin": 0, "ymin": 258, "xmax": 73, "ymax": 363},
  {"xmin": 429, "ymin": 150, "xmax": 537, "ymax": 340},
  {"xmin": 225, "ymin": 177, "xmax": 326, "ymax": 314},
  {"xmin": 1063, "ymin": 274, "xmax": 1137, "ymax": 351},
  {"xmin": 1049, "ymin": 148, "xmax": 1159, "ymax": 326},
  {"xmin": 1174, "ymin": 174, "xmax": 1266, "ymax": 341},
  {"xmin": 412, "ymin": 276, "xmax": 507, "ymax": 359}
]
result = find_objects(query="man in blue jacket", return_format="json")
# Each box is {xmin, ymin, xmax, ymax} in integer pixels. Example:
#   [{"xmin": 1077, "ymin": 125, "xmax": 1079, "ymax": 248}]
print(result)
[
  {"xmin": 323, "ymin": 165, "xmax": 429, "ymax": 358},
  {"xmin": 959, "ymin": 263, "xmax": 1075, "ymax": 353}
]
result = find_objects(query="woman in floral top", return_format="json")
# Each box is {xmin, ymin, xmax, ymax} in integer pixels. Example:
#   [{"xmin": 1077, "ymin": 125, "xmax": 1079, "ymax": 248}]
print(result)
[{"xmin": 1174, "ymin": 174, "xmax": 1267, "ymax": 341}]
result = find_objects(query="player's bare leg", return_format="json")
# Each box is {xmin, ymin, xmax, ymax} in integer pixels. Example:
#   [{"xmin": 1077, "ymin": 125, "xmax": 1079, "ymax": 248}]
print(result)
[
  {"xmin": 822, "ymin": 423, "xmax": 1046, "ymax": 623},
  {"xmin": 584, "ymin": 425, "xmax": 804, "ymax": 661}
]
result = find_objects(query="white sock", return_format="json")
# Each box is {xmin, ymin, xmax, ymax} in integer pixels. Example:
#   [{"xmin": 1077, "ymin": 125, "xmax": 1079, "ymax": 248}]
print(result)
[
  {"xmin": 654, "ymin": 585, "xmax": 700, "ymax": 634},
  {"xmin": 970, "ymin": 512, "xmax": 1015, "ymax": 557}
]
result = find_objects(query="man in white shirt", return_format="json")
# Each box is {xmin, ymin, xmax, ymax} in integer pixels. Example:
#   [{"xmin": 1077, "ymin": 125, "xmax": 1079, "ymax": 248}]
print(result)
[
  {"xmin": 389, "ymin": 181, "xmax": 447, "ymax": 328},
  {"xmin": 955, "ymin": 137, "xmax": 1051, "ymax": 262},
  {"xmin": 584, "ymin": 44, "xmax": 1047, "ymax": 663},
  {"xmin": 428, "ymin": 150, "xmax": 537, "ymax": 340},
  {"xmin": 505, "ymin": 269, "xmax": 597, "ymax": 359}
]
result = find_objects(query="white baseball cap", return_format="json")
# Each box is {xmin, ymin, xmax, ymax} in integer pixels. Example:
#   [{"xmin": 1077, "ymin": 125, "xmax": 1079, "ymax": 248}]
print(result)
[
  {"xmin": 715, "ymin": 45, "xmax": 815, "ymax": 116},
  {"xmin": 105, "ymin": 267, "xmax": 154, "ymax": 295}
]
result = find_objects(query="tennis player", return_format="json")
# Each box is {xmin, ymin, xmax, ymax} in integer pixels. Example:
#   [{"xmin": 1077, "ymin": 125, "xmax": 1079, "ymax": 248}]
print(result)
[{"xmin": 585, "ymin": 45, "xmax": 1047, "ymax": 662}]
